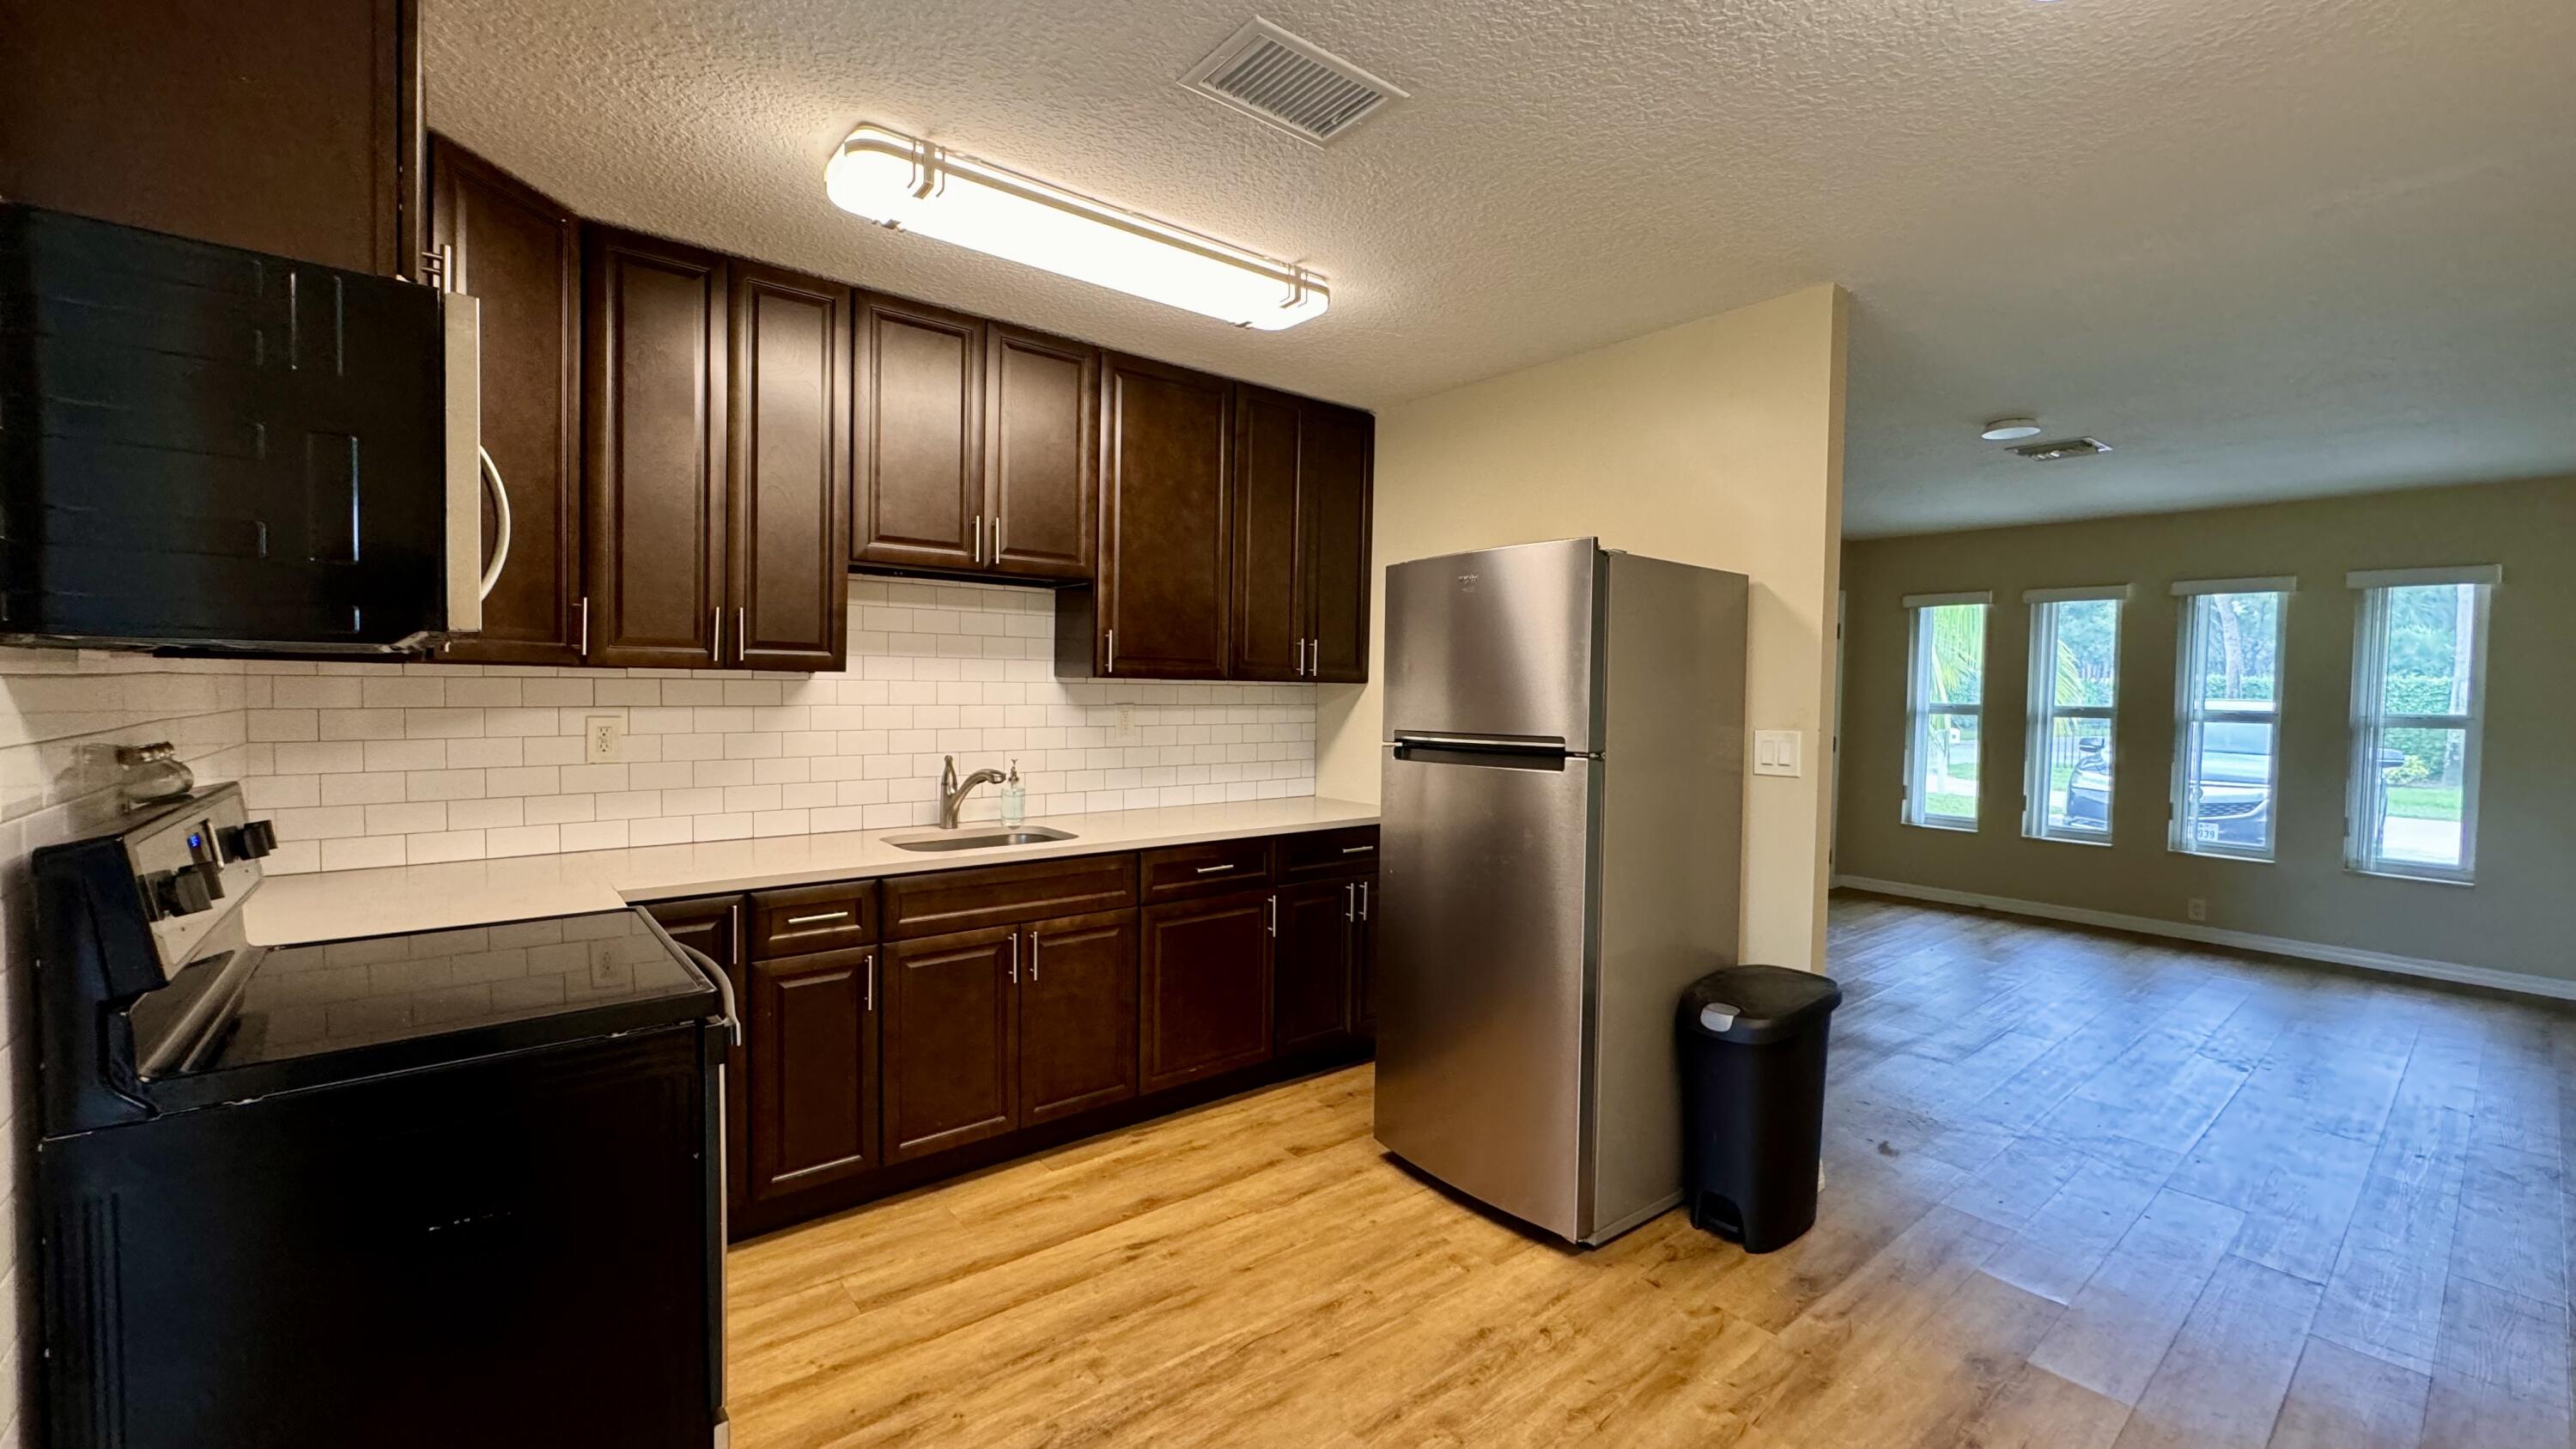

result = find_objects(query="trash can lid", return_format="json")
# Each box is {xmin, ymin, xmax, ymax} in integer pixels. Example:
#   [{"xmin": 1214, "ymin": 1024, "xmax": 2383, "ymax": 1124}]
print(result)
[{"xmin": 1680, "ymin": 965, "xmax": 1843, "ymax": 1044}]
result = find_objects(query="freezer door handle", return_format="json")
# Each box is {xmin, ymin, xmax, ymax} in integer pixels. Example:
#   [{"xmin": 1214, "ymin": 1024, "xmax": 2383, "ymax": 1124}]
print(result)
[{"xmin": 1389, "ymin": 731, "xmax": 1572, "ymax": 757}]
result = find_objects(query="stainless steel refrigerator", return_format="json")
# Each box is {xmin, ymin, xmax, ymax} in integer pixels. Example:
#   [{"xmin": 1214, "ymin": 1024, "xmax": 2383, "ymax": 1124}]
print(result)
[{"xmin": 1375, "ymin": 537, "xmax": 1747, "ymax": 1245}]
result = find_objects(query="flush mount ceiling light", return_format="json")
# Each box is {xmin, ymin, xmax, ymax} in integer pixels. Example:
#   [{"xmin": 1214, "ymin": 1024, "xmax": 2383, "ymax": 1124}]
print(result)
[
  {"xmin": 1979, "ymin": 417, "xmax": 2044, "ymax": 441},
  {"xmin": 825, "ymin": 123, "xmax": 1328, "ymax": 331}
]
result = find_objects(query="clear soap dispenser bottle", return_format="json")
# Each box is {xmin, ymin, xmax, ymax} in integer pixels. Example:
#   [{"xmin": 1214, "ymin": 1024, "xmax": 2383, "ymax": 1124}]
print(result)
[{"xmin": 999, "ymin": 759, "xmax": 1026, "ymax": 827}]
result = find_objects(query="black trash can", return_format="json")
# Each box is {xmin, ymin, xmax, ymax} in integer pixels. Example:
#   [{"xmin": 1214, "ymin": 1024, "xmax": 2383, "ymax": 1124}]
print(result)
[{"xmin": 1678, "ymin": 965, "xmax": 1844, "ymax": 1252}]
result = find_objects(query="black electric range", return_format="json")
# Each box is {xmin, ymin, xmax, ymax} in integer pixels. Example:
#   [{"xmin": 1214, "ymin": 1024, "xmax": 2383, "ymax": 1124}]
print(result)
[{"xmin": 32, "ymin": 782, "xmax": 736, "ymax": 1449}]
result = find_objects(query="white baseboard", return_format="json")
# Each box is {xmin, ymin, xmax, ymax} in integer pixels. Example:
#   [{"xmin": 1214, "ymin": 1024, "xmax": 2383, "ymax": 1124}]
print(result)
[{"xmin": 1831, "ymin": 874, "xmax": 2576, "ymax": 1004}]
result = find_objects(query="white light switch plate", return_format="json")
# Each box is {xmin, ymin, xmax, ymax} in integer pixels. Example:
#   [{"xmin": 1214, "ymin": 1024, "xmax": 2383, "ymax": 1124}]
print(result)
[{"xmin": 1753, "ymin": 730, "xmax": 1803, "ymax": 777}]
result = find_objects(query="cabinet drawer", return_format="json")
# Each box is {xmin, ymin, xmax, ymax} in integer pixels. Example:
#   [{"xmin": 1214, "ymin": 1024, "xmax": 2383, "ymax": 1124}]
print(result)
[
  {"xmin": 750, "ymin": 881, "xmax": 878, "ymax": 958},
  {"xmin": 1275, "ymin": 826, "xmax": 1379, "ymax": 883},
  {"xmin": 1139, "ymin": 837, "xmax": 1274, "ymax": 905},
  {"xmin": 884, "ymin": 853, "xmax": 1137, "ymax": 940}
]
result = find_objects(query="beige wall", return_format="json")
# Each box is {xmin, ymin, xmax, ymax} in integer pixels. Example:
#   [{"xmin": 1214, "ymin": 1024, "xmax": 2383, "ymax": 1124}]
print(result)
[
  {"xmin": 1315, "ymin": 284, "xmax": 1850, "ymax": 971},
  {"xmin": 1835, "ymin": 475, "xmax": 2576, "ymax": 983}
]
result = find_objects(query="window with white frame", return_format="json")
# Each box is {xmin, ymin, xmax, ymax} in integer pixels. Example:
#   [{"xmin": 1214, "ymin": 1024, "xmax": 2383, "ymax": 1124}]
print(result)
[
  {"xmin": 2171, "ymin": 580, "xmax": 2292, "ymax": 861},
  {"xmin": 1901, "ymin": 594, "xmax": 1989, "ymax": 830},
  {"xmin": 2022, "ymin": 588, "xmax": 2125, "ymax": 842},
  {"xmin": 2346, "ymin": 566, "xmax": 2496, "ymax": 882}
]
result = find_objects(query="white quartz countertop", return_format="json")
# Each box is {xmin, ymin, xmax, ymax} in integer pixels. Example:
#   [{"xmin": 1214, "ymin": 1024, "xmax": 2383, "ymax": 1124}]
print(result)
[{"xmin": 244, "ymin": 796, "xmax": 1380, "ymax": 945}]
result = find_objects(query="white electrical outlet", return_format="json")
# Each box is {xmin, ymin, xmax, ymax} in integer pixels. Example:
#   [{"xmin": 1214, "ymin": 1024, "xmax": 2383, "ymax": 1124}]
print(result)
[
  {"xmin": 1111, "ymin": 705, "xmax": 1140, "ymax": 744},
  {"xmin": 2186, "ymin": 898, "xmax": 2208, "ymax": 922},
  {"xmin": 585, "ymin": 715, "xmax": 624, "ymax": 764},
  {"xmin": 1753, "ymin": 730, "xmax": 1803, "ymax": 777}
]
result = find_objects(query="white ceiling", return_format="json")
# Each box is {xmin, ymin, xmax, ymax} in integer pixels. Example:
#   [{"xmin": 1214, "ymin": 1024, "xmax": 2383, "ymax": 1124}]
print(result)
[{"xmin": 424, "ymin": 0, "xmax": 2576, "ymax": 536}]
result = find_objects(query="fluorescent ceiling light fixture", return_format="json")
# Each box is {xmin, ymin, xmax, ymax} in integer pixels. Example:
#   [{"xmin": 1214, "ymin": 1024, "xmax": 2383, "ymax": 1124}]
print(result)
[
  {"xmin": 825, "ymin": 123, "xmax": 1328, "ymax": 331},
  {"xmin": 1980, "ymin": 417, "xmax": 2044, "ymax": 441}
]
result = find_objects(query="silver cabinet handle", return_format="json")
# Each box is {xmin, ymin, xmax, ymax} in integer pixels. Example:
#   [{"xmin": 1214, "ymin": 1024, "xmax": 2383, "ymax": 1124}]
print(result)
[
  {"xmin": 973, "ymin": 514, "xmax": 985, "ymax": 565},
  {"xmin": 711, "ymin": 606, "xmax": 722, "ymax": 662},
  {"xmin": 1194, "ymin": 862, "xmax": 1236, "ymax": 874},
  {"xmin": 578, "ymin": 595, "xmax": 591, "ymax": 656},
  {"xmin": 1358, "ymin": 881, "xmax": 1370, "ymax": 921},
  {"xmin": 1106, "ymin": 627, "xmax": 1115, "ymax": 675},
  {"xmin": 865, "ymin": 952, "xmax": 875, "ymax": 1012},
  {"xmin": 994, "ymin": 513, "xmax": 1005, "ymax": 557},
  {"xmin": 784, "ymin": 910, "xmax": 850, "ymax": 926},
  {"xmin": 1340, "ymin": 844, "xmax": 1374, "ymax": 855},
  {"xmin": 1267, "ymin": 893, "xmax": 1278, "ymax": 937},
  {"xmin": 1345, "ymin": 882, "xmax": 1356, "ymax": 922},
  {"xmin": 738, "ymin": 606, "xmax": 747, "ymax": 663},
  {"xmin": 1028, "ymin": 928, "xmax": 1039, "ymax": 982},
  {"xmin": 1008, "ymin": 929, "xmax": 1020, "ymax": 984}
]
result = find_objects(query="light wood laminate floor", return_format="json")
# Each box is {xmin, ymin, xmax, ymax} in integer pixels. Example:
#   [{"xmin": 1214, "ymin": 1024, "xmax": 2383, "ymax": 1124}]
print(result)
[{"xmin": 727, "ymin": 895, "xmax": 2575, "ymax": 1447}]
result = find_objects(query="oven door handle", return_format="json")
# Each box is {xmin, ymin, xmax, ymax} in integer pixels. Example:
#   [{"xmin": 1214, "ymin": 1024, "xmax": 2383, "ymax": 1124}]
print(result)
[{"xmin": 674, "ymin": 941, "xmax": 743, "ymax": 1047}]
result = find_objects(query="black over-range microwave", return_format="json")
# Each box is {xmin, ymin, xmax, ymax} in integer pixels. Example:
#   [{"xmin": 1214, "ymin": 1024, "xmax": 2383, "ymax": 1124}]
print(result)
[{"xmin": 0, "ymin": 204, "xmax": 496, "ymax": 653}]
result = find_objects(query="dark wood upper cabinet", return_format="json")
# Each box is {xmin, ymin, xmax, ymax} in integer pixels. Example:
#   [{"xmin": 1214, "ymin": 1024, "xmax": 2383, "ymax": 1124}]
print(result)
[
  {"xmin": 1018, "ymin": 910, "xmax": 1138, "ymax": 1127},
  {"xmin": 0, "ymin": 0, "xmax": 420, "ymax": 276},
  {"xmin": 1060, "ymin": 354, "xmax": 1234, "ymax": 679},
  {"xmin": 854, "ymin": 296, "xmax": 985, "ymax": 573},
  {"xmin": 882, "ymin": 925, "xmax": 1019, "ymax": 1163},
  {"xmin": 985, "ymin": 326, "xmax": 1099, "ymax": 581},
  {"xmin": 1230, "ymin": 387, "xmax": 1307, "ymax": 682},
  {"xmin": 1139, "ymin": 890, "xmax": 1274, "ymax": 1094},
  {"xmin": 1302, "ymin": 402, "xmax": 1376, "ymax": 684},
  {"xmin": 429, "ymin": 137, "xmax": 584, "ymax": 666},
  {"xmin": 583, "ymin": 228, "xmax": 727, "ymax": 669},
  {"xmin": 746, "ymin": 945, "xmax": 880, "ymax": 1202},
  {"xmin": 729, "ymin": 263, "xmax": 850, "ymax": 671},
  {"xmin": 1273, "ymin": 880, "xmax": 1358, "ymax": 1056},
  {"xmin": 1230, "ymin": 389, "xmax": 1372, "ymax": 683}
]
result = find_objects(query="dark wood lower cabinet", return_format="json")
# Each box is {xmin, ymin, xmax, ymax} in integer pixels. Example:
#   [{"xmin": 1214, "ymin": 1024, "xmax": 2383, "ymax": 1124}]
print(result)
[
  {"xmin": 1274, "ymin": 880, "xmax": 1357, "ymax": 1055},
  {"xmin": 882, "ymin": 925, "xmax": 1019, "ymax": 1163},
  {"xmin": 745, "ymin": 945, "xmax": 880, "ymax": 1201},
  {"xmin": 1018, "ymin": 910, "xmax": 1138, "ymax": 1126},
  {"xmin": 1140, "ymin": 890, "xmax": 1275, "ymax": 1094}
]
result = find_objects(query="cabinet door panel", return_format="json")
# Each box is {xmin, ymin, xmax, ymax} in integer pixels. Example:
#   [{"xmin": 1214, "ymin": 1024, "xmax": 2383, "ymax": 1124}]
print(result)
[
  {"xmin": 1230, "ymin": 386, "xmax": 1304, "ymax": 681},
  {"xmin": 1018, "ymin": 910, "xmax": 1138, "ymax": 1127},
  {"xmin": 1303, "ymin": 401, "xmax": 1375, "ymax": 684},
  {"xmin": 729, "ymin": 263, "xmax": 849, "ymax": 670},
  {"xmin": 1096, "ymin": 355, "xmax": 1231, "ymax": 678},
  {"xmin": 747, "ymin": 946, "xmax": 879, "ymax": 1201},
  {"xmin": 882, "ymin": 925, "xmax": 1018, "ymax": 1161},
  {"xmin": 645, "ymin": 896, "xmax": 747, "ymax": 1215},
  {"xmin": 583, "ymin": 228, "xmax": 726, "ymax": 667},
  {"xmin": 855, "ymin": 297, "xmax": 984, "ymax": 572},
  {"xmin": 987, "ymin": 326, "xmax": 1097, "ymax": 581},
  {"xmin": 430, "ymin": 137, "xmax": 583, "ymax": 666},
  {"xmin": 1274, "ymin": 881, "xmax": 1355, "ymax": 1055},
  {"xmin": 1139, "ymin": 892, "xmax": 1273, "ymax": 1094}
]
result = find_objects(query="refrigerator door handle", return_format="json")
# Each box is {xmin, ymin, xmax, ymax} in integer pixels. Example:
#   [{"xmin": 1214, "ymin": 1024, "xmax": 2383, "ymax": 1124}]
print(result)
[{"xmin": 1390, "ymin": 731, "xmax": 1574, "ymax": 757}]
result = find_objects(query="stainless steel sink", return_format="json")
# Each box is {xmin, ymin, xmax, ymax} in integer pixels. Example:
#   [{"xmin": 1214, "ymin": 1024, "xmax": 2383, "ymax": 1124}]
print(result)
[{"xmin": 884, "ymin": 825, "xmax": 1078, "ymax": 853}]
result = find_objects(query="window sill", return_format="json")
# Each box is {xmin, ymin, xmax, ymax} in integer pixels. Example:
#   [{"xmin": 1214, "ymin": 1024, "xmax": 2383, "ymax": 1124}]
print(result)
[
  {"xmin": 2026, "ymin": 831, "xmax": 2113, "ymax": 847},
  {"xmin": 1904, "ymin": 819, "xmax": 1978, "ymax": 834},
  {"xmin": 2169, "ymin": 844, "xmax": 2275, "ymax": 864},
  {"xmin": 2347, "ymin": 864, "xmax": 2476, "ymax": 888}
]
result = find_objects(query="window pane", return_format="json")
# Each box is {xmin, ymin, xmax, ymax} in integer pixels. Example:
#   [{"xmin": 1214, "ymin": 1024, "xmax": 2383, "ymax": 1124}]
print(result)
[
  {"xmin": 2181, "ymin": 719, "xmax": 2275, "ymax": 853},
  {"xmin": 2046, "ymin": 599, "xmax": 2120, "ymax": 708},
  {"xmin": 1924, "ymin": 605, "xmax": 1984, "ymax": 707},
  {"xmin": 2191, "ymin": 593, "xmax": 2281, "ymax": 712},
  {"xmin": 2367, "ymin": 726, "xmax": 2469, "ymax": 869},
  {"xmin": 2378, "ymin": 584, "xmax": 2476, "ymax": 714},
  {"xmin": 2041, "ymin": 717, "xmax": 2113, "ymax": 837},
  {"xmin": 1919, "ymin": 711, "xmax": 1980, "ymax": 823}
]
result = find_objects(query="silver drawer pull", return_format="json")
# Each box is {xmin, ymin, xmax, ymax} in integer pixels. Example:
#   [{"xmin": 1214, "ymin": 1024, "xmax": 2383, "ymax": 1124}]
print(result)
[
  {"xmin": 1193, "ymin": 863, "xmax": 1236, "ymax": 874},
  {"xmin": 785, "ymin": 910, "xmax": 851, "ymax": 926},
  {"xmin": 1340, "ymin": 844, "xmax": 1374, "ymax": 854}
]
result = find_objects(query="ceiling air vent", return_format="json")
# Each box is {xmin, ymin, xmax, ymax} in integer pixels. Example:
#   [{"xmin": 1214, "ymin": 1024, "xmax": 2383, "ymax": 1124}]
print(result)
[
  {"xmin": 1181, "ymin": 17, "xmax": 1406, "ymax": 145},
  {"xmin": 2011, "ymin": 437, "xmax": 2115, "ymax": 461}
]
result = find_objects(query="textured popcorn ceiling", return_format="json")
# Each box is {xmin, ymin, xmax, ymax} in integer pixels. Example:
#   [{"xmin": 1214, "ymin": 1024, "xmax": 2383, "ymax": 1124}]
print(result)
[{"xmin": 424, "ymin": 0, "xmax": 2576, "ymax": 534}]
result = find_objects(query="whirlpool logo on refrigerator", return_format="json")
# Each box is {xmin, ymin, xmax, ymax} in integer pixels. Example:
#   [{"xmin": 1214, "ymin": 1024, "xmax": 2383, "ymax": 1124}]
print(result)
[{"xmin": 1455, "ymin": 574, "xmax": 1480, "ymax": 592}]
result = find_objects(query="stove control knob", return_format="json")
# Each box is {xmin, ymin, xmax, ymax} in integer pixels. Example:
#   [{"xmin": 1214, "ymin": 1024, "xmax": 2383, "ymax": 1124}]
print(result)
[
  {"xmin": 148, "ymin": 868, "xmax": 214, "ymax": 918},
  {"xmin": 220, "ymin": 819, "xmax": 278, "ymax": 860}
]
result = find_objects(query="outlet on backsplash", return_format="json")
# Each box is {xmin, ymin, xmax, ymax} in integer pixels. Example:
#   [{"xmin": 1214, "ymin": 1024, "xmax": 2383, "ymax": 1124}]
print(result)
[{"xmin": 585, "ymin": 716, "xmax": 625, "ymax": 764}]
